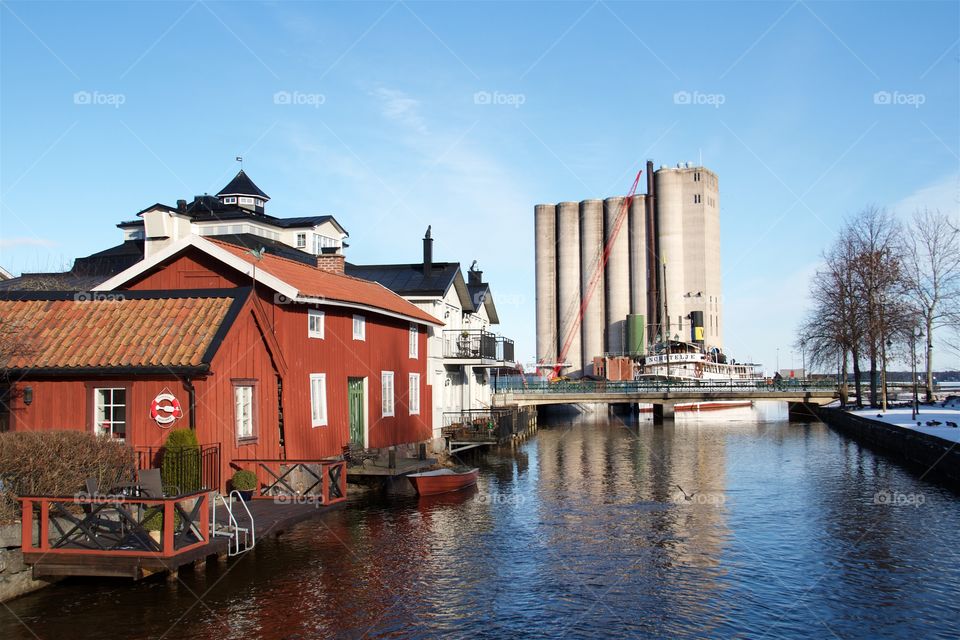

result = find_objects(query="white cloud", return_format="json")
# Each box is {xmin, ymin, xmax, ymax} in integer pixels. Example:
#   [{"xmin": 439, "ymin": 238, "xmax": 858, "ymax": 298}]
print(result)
[
  {"xmin": 371, "ymin": 87, "xmax": 428, "ymax": 135},
  {"xmin": 892, "ymin": 173, "xmax": 960, "ymax": 219}
]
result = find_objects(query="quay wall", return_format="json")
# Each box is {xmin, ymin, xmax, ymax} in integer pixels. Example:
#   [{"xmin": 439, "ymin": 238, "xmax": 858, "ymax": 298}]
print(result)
[{"xmin": 816, "ymin": 407, "xmax": 960, "ymax": 489}]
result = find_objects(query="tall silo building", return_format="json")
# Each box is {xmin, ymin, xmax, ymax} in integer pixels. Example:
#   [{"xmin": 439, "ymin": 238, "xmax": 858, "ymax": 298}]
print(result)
[{"xmin": 534, "ymin": 160, "xmax": 723, "ymax": 377}]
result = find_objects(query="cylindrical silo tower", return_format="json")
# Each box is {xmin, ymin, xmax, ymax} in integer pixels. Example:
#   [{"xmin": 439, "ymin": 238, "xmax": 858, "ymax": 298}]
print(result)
[
  {"xmin": 534, "ymin": 204, "xmax": 557, "ymax": 368},
  {"xmin": 556, "ymin": 201, "xmax": 582, "ymax": 377},
  {"xmin": 603, "ymin": 196, "xmax": 629, "ymax": 355},
  {"xmin": 579, "ymin": 199, "xmax": 604, "ymax": 376},
  {"xmin": 628, "ymin": 195, "xmax": 648, "ymax": 317},
  {"xmin": 628, "ymin": 194, "xmax": 648, "ymax": 354},
  {"xmin": 655, "ymin": 168, "xmax": 685, "ymax": 343}
]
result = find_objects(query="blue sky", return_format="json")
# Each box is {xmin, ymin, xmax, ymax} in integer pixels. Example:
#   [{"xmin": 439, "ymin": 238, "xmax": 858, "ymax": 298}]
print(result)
[{"xmin": 1, "ymin": 1, "xmax": 958, "ymax": 371}]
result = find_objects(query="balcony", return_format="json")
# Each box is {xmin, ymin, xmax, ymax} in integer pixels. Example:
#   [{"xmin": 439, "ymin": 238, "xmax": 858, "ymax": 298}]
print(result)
[{"xmin": 443, "ymin": 330, "xmax": 515, "ymax": 364}]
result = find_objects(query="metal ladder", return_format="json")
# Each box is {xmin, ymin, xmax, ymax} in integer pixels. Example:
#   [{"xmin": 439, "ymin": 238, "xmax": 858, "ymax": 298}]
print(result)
[{"xmin": 211, "ymin": 491, "xmax": 256, "ymax": 556}]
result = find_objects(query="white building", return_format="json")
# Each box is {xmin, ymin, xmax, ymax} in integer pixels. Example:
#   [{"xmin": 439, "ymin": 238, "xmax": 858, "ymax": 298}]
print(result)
[{"xmin": 345, "ymin": 229, "xmax": 515, "ymax": 446}]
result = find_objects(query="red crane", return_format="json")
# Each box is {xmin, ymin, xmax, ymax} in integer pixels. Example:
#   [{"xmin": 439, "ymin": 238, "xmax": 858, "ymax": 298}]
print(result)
[{"xmin": 552, "ymin": 169, "xmax": 644, "ymax": 380}]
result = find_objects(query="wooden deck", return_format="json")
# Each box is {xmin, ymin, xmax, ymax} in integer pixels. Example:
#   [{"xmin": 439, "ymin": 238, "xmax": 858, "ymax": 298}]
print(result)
[{"xmin": 25, "ymin": 498, "xmax": 341, "ymax": 580}]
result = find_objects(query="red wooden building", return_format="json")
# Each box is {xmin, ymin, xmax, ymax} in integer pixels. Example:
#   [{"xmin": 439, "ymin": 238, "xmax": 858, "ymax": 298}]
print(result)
[{"xmin": 1, "ymin": 235, "xmax": 442, "ymax": 489}]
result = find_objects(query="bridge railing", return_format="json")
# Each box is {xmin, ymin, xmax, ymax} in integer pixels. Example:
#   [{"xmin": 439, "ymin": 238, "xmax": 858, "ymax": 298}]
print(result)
[{"xmin": 494, "ymin": 379, "xmax": 838, "ymax": 394}]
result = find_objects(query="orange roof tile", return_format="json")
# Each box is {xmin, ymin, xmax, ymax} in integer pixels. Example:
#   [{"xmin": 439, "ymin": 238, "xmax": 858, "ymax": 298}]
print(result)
[
  {"xmin": 0, "ymin": 291, "xmax": 244, "ymax": 372},
  {"xmin": 208, "ymin": 239, "xmax": 441, "ymax": 325}
]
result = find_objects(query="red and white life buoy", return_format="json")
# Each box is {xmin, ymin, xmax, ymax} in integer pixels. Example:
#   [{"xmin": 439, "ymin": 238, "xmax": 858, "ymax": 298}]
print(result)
[{"xmin": 151, "ymin": 392, "xmax": 182, "ymax": 427}]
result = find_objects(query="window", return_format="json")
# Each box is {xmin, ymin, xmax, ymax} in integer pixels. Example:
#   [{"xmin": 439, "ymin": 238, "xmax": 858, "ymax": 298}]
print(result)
[
  {"xmin": 353, "ymin": 315, "xmax": 366, "ymax": 340},
  {"xmin": 694, "ymin": 194, "xmax": 701, "ymax": 204},
  {"xmin": 223, "ymin": 196, "xmax": 237, "ymax": 204},
  {"xmin": 296, "ymin": 233, "xmax": 307, "ymax": 248},
  {"xmin": 234, "ymin": 384, "xmax": 254, "ymax": 440},
  {"xmin": 239, "ymin": 196, "xmax": 254, "ymax": 205},
  {"xmin": 409, "ymin": 323, "xmax": 419, "ymax": 358},
  {"xmin": 308, "ymin": 309, "xmax": 325, "ymax": 339},
  {"xmin": 310, "ymin": 374, "xmax": 327, "ymax": 427},
  {"xmin": 381, "ymin": 372, "xmax": 395, "ymax": 417},
  {"xmin": 256, "ymin": 199, "xmax": 264, "ymax": 206},
  {"xmin": 409, "ymin": 373, "xmax": 420, "ymax": 415},
  {"xmin": 312, "ymin": 233, "xmax": 338, "ymax": 255},
  {"xmin": 94, "ymin": 388, "xmax": 126, "ymax": 439}
]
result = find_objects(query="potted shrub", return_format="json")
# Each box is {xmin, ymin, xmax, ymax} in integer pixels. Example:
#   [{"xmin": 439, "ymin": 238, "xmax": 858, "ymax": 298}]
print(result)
[{"xmin": 231, "ymin": 469, "xmax": 257, "ymax": 501}]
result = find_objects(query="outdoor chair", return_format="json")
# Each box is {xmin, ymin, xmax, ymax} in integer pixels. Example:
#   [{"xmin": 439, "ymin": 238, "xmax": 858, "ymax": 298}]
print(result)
[{"xmin": 137, "ymin": 468, "xmax": 180, "ymax": 498}]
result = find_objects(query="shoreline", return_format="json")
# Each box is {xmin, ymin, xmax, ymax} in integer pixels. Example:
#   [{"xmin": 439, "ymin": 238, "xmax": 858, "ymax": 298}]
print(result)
[{"xmin": 815, "ymin": 405, "xmax": 960, "ymax": 490}]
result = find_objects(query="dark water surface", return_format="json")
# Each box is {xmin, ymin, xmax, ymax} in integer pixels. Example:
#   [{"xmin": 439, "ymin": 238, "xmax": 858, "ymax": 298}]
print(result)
[{"xmin": 3, "ymin": 406, "xmax": 960, "ymax": 639}]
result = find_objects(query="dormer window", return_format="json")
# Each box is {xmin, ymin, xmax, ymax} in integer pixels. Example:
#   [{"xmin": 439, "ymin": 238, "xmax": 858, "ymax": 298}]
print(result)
[
  {"xmin": 296, "ymin": 233, "xmax": 307, "ymax": 249},
  {"xmin": 239, "ymin": 197, "xmax": 254, "ymax": 205},
  {"xmin": 256, "ymin": 199, "xmax": 264, "ymax": 207},
  {"xmin": 223, "ymin": 197, "xmax": 237, "ymax": 204}
]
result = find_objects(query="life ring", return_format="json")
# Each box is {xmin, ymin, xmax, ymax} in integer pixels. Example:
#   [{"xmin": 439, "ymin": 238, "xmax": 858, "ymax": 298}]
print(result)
[{"xmin": 151, "ymin": 392, "xmax": 183, "ymax": 427}]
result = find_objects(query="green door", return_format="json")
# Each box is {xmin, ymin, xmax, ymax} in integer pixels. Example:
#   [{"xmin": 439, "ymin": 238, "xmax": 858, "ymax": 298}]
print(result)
[{"xmin": 348, "ymin": 378, "xmax": 365, "ymax": 446}]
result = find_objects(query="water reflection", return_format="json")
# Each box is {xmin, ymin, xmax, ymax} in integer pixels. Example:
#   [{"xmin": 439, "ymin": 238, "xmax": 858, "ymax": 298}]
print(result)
[{"xmin": 2, "ymin": 408, "xmax": 960, "ymax": 639}]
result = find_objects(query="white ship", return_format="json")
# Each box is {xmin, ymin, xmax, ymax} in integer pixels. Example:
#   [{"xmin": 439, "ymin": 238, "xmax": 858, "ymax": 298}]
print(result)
[{"xmin": 640, "ymin": 341, "xmax": 762, "ymax": 382}]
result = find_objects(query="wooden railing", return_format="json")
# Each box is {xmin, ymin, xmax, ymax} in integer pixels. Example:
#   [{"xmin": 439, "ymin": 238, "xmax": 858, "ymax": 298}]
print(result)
[
  {"xmin": 19, "ymin": 490, "xmax": 210, "ymax": 559},
  {"xmin": 232, "ymin": 459, "xmax": 347, "ymax": 505}
]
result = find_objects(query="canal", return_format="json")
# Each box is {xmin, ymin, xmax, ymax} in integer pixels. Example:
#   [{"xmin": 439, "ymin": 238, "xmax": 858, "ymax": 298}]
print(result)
[{"xmin": 3, "ymin": 405, "xmax": 960, "ymax": 639}]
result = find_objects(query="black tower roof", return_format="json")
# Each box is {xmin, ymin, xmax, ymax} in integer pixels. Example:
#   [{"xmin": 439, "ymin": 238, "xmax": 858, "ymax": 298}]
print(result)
[{"xmin": 216, "ymin": 170, "xmax": 269, "ymax": 200}]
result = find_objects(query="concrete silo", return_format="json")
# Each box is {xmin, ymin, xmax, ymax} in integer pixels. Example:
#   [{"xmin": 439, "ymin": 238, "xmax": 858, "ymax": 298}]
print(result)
[
  {"xmin": 628, "ymin": 193, "xmax": 648, "ymax": 354},
  {"xmin": 603, "ymin": 196, "xmax": 629, "ymax": 354},
  {"xmin": 655, "ymin": 167, "xmax": 685, "ymax": 342},
  {"xmin": 579, "ymin": 199, "xmax": 604, "ymax": 375},
  {"xmin": 534, "ymin": 203, "xmax": 557, "ymax": 366},
  {"xmin": 556, "ymin": 201, "xmax": 582, "ymax": 376}
]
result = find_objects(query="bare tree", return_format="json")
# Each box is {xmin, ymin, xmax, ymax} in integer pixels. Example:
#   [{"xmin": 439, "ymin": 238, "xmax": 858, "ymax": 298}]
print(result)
[
  {"xmin": 847, "ymin": 207, "xmax": 903, "ymax": 407},
  {"xmin": 902, "ymin": 208, "xmax": 960, "ymax": 401}
]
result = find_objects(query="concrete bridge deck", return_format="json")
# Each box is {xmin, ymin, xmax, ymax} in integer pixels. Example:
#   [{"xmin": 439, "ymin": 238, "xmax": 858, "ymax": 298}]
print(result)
[{"xmin": 492, "ymin": 380, "xmax": 838, "ymax": 422}]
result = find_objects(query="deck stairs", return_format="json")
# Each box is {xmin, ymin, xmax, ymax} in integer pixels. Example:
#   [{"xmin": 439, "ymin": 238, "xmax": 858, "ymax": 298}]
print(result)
[{"xmin": 211, "ymin": 491, "xmax": 256, "ymax": 556}]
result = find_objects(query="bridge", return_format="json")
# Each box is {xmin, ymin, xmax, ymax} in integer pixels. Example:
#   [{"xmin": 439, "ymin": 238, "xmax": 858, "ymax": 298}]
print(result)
[{"xmin": 492, "ymin": 379, "xmax": 839, "ymax": 423}]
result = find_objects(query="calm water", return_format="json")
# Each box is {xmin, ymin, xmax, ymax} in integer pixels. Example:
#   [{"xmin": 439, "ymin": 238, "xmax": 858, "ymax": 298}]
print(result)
[{"xmin": 4, "ymin": 405, "xmax": 960, "ymax": 639}]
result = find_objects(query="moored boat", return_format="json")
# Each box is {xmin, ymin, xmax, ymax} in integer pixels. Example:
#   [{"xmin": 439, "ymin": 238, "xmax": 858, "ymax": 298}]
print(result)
[{"xmin": 408, "ymin": 468, "xmax": 479, "ymax": 496}]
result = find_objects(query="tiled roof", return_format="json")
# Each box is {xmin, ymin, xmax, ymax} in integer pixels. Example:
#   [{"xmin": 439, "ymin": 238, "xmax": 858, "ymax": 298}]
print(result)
[
  {"xmin": 0, "ymin": 291, "xmax": 245, "ymax": 372},
  {"xmin": 208, "ymin": 239, "xmax": 441, "ymax": 325}
]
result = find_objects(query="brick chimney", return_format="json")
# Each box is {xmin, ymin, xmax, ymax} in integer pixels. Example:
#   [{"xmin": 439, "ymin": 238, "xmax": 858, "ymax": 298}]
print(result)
[{"xmin": 315, "ymin": 253, "xmax": 345, "ymax": 274}]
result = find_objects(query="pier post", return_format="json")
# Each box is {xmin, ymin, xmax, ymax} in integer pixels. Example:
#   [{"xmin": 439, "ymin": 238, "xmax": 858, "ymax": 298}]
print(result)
[{"xmin": 652, "ymin": 403, "xmax": 675, "ymax": 424}]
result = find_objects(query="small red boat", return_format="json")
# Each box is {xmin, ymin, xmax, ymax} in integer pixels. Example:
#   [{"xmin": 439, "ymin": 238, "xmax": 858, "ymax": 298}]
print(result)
[{"xmin": 407, "ymin": 468, "xmax": 479, "ymax": 496}]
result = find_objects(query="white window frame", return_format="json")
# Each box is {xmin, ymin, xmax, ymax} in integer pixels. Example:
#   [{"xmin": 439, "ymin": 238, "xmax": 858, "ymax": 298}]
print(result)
[
  {"xmin": 310, "ymin": 373, "xmax": 328, "ymax": 427},
  {"xmin": 222, "ymin": 196, "xmax": 237, "ymax": 204},
  {"xmin": 408, "ymin": 373, "xmax": 420, "ymax": 415},
  {"xmin": 308, "ymin": 309, "xmax": 325, "ymax": 339},
  {"xmin": 94, "ymin": 387, "xmax": 126, "ymax": 440},
  {"xmin": 234, "ymin": 384, "xmax": 254, "ymax": 439},
  {"xmin": 256, "ymin": 199, "xmax": 264, "ymax": 206},
  {"xmin": 296, "ymin": 232, "xmax": 307, "ymax": 249},
  {"xmin": 381, "ymin": 371, "xmax": 395, "ymax": 417},
  {"xmin": 409, "ymin": 323, "xmax": 418, "ymax": 358},
  {"xmin": 239, "ymin": 196, "xmax": 254, "ymax": 205},
  {"xmin": 353, "ymin": 315, "xmax": 366, "ymax": 341}
]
